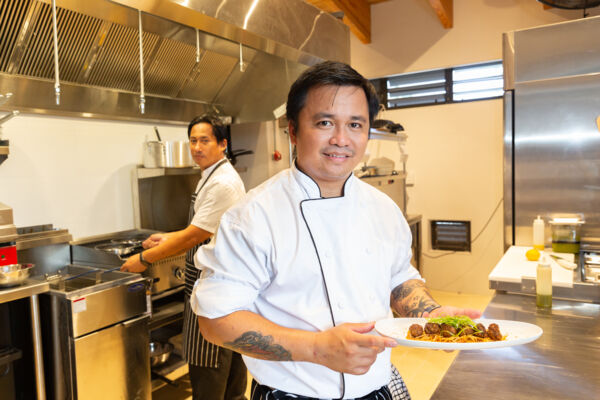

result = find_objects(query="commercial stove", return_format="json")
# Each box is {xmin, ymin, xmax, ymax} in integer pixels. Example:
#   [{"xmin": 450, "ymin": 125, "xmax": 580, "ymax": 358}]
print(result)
[
  {"xmin": 70, "ymin": 229, "xmax": 185, "ymax": 297},
  {"xmin": 70, "ymin": 230, "xmax": 188, "ymax": 391}
]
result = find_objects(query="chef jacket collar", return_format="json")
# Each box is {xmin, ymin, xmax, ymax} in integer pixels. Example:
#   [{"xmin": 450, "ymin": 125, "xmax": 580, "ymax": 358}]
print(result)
[{"xmin": 292, "ymin": 160, "xmax": 354, "ymax": 199}]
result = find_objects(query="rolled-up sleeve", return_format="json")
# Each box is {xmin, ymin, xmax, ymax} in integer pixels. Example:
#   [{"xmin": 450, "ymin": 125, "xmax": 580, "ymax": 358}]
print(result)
[{"xmin": 190, "ymin": 212, "xmax": 272, "ymax": 318}]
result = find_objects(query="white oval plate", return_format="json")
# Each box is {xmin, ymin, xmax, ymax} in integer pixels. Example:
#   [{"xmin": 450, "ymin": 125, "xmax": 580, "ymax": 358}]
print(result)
[{"xmin": 375, "ymin": 318, "xmax": 543, "ymax": 350}]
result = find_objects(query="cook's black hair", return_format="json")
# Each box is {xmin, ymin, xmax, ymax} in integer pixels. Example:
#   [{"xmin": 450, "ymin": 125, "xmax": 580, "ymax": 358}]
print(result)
[
  {"xmin": 286, "ymin": 61, "xmax": 379, "ymax": 132},
  {"xmin": 187, "ymin": 114, "xmax": 227, "ymax": 143}
]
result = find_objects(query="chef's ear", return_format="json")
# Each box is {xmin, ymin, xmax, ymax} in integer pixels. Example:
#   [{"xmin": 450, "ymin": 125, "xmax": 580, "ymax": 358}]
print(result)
[{"xmin": 288, "ymin": 120, "xmax": 298, "ymax": 145}]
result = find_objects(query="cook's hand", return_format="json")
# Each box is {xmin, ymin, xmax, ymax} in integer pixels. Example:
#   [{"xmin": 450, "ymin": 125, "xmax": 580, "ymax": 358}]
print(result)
[
  {"xmin": 143, "ymin": 233, "xmax": 169, "ymax": 249},
  {"xmin": 313, "ymin": 322, "xmax": 397, "ymax": 375},
  {"xmin": 425, "ymin": 306, "xmax": 482, "ymax": 319},
  {"xmin": 120, "ymin": 254, "xmax": 147, "ymax": 273}
]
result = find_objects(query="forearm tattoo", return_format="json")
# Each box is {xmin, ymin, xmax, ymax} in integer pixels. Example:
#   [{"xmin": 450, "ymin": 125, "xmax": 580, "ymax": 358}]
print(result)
[
  {"xmin": 391, "ymin": 280, "xmax": 440, "ymax": 317},
  {"xmin": 224, "ymin": 331, "xmax": 292, "ymax": 361}
]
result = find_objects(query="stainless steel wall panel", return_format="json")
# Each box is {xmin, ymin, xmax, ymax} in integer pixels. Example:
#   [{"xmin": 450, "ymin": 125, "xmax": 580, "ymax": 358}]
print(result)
[
  {"xmin": 503, "ymin": 91, "xmax": 514, "ymax": 249},
  {"xmin": 514, "ymin": 15, "xmax": 600, "ymax": 83},
  {"xmin": 502, "ymin": 32, "xmax": 514, "ymax": 90},
  {"xmin": 513, "ymin": 73, "xmax": 600, "ymax": 244}
]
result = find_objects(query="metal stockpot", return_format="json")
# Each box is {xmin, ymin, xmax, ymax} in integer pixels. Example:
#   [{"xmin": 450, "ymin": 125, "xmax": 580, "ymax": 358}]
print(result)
[
  {"xmin": 143, "ymin": 140, "xmax": 193, "ymax": 168},
  {"xmin": 143, "ymin": 141, "xmax": 166, "ymax": 168},
  {"xmin": 164, "ymin": 140, "xmax": 194, "ymax": 167}
]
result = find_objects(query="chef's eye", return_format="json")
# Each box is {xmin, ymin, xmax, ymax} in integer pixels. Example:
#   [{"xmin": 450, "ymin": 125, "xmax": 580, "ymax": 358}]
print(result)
[
  {"xmin": 190, "ymin": 139, "xmax": 197, "ymax": 145},
  {"xmin": 349, "ymin": 122, "xmax": 362, "ymax": 129},
  {"xmin": 316, "ymin": 120, "xmax": 333, "ymax": 127}
]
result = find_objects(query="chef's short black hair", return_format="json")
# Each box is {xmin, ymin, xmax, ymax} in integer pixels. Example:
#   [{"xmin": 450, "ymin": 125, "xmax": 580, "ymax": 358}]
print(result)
[
  {"xmin": 187, "ymin": 114, "xmax": 227, "ymax": 143},
  {"xmin": 286, "ymin": 61, "xmax": 379, "ymax": 132}
]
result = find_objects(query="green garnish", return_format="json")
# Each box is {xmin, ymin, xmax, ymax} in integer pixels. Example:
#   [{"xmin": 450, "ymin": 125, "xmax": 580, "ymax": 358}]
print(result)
[{"xmin": 427, "ymin": 315, "xmax": 478, "ymax": 330}]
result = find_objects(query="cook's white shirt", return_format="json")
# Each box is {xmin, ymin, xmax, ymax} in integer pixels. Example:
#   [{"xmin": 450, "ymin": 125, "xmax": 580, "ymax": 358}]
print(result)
[
  {"xmin": 190, "ymin": 158, "xmax": 246, "ymax": 235},
  {"xmin": 191, "ymin": 163, "xmax": 421, "ymax": 398}
]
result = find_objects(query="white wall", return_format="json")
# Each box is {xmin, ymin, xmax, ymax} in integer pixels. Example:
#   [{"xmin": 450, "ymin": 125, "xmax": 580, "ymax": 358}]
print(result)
[
  {"xmin": 1, "ymin": 114, "xmax": 186, "ymax": 239},
  {"xmin": 353, "ymin": 0, "xmax": 599, "ymax": 294},
  {"xmin": 0, "ymin": 113, "xmax": 288, "ymax": 240}
]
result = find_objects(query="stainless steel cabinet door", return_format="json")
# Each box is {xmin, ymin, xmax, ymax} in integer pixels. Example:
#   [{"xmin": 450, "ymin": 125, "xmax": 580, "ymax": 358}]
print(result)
[
  {"xmin": 73, "ymin": 314, "xmax": 150, "ymax": 400},
  {"xmin": 513, "ymin": 73, "xmax": 600, "ymax": 244}
]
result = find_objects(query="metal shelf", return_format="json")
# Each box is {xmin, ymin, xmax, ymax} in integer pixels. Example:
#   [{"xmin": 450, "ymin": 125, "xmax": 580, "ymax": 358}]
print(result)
[
  {"xmin": 136, "ymin": 166, "xmax": 202, "ymax": 179},
  {"xmin": 149, "ymin": 301, "xmax": 184, "ymax": 331}
]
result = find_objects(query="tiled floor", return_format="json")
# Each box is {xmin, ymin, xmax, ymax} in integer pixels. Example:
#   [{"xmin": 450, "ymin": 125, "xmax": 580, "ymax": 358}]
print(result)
[{"xmin": 153, "ymin": 290, "xmax": 493, "ymax": 400}]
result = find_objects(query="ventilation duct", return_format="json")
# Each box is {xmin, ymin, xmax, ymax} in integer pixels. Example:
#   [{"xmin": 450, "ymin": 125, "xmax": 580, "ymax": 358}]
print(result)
[{"xmin": 0, "ymin": 0, "xmax": 349, "ymax": 124}]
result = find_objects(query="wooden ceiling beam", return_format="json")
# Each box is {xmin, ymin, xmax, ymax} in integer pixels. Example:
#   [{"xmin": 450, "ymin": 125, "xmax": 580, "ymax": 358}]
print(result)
[
  {"xmin": 428, "ymin": 0, "xmax": 453, "ymax": 29},
  {"xmin": 331, "ymin": 0, "xmax": 371, "ymax": 44}
]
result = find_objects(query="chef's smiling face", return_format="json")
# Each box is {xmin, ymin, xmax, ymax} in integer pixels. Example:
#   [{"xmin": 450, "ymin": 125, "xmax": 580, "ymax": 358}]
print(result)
[
  {"xmin": 290, "ymin": 84, "xmax": 369, "ymax": 197},
  {"xmin": 189, "ymin": 122, "xmax": 227, "ymax": 170}
]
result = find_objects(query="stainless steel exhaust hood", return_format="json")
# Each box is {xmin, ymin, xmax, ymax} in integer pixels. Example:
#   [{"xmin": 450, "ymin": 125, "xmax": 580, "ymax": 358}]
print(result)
[{"xmin": 0, "ymin": 0, "xmax": 349, "ymax": 124}]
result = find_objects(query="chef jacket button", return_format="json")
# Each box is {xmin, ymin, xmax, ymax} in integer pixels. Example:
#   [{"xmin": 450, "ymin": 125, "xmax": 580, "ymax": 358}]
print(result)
[
  {"xmin": 369, "ymin": 294, "xmax": 375, "ymax": 301},
  {"xmin": 337, "ymin": 302, "xmax": 345, "ymax": 310},
  {"xmin": 366, "ymin": 248, "xmax": 372, "ymax": 254}
]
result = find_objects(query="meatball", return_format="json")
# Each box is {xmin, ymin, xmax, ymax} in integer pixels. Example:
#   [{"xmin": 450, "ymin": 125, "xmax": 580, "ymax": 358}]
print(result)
[
  {"xmin": 458, "ymin": 326, "xmax": 474, "ymax": 337},
  {"xmin": 424, "ymin": 322, "xmax": 441, "ymax": 335},
  {"xmin": 487, "ymin": 323, "xmax": 503, "ymax": 341},
  {"xmin": 409, "ymin": 324, "xmax": 424, "ymax": 338},
  {"xmin": 473, "ymin": 323, "xmax": 486, "ymax": 338},
  {"xmin": 440, "ymin": 323, "xmax": 457, "ymax": 337}
]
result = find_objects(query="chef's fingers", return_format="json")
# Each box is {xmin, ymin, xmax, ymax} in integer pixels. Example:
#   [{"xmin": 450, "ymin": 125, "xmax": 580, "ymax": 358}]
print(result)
[{"xmin": 350, "ymin": 331, "xmax": 397, "ymax": 350}]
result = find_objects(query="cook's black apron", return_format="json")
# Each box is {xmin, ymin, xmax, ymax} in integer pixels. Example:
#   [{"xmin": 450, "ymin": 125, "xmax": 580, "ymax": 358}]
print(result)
[{"xmin": 182, "ymin": 158, "xmax": 228, "ymax": 367}]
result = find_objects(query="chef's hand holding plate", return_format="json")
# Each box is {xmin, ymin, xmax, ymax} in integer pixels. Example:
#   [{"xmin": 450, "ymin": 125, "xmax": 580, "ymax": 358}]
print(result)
[
  {"xmin": 120, "ymin": 253, "xmax": 147, "ymax": 273},
  {"xmin": 313, "ymin": 322, "xmax": 397, "ymax": 375}
]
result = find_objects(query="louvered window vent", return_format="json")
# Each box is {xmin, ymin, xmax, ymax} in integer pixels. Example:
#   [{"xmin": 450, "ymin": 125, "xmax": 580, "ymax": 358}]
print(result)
[{"xmin": 430, "ymin": 220, "xmax": 471, "ymax": 252}]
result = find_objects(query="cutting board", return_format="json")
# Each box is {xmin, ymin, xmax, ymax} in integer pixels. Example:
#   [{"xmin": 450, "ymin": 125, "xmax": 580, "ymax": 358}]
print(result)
[{"xmin": 488, "ymin": 246, "xmax": 574, "ymax": 288}]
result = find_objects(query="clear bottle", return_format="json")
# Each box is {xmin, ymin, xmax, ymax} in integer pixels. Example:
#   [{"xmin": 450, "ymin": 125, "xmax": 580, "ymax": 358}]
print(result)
[
  {"xmin": 536, "ymin": 255, "xmax": 552, "ymax": 308},
  {"xmin": 533, "ymin": 215, "xmax": 545, "ymax": 251}
]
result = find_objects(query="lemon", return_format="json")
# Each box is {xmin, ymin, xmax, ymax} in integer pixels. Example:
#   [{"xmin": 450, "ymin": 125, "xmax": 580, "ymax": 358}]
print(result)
[{"xmin": 526, "ymin": 248, "xmax": 540, "ymax": 261}]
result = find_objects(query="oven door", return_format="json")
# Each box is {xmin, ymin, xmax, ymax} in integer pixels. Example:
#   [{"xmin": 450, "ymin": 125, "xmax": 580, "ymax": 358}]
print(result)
[{"xmin": 73, "ymin": 314, "xmax": 151, "ymax": 400}]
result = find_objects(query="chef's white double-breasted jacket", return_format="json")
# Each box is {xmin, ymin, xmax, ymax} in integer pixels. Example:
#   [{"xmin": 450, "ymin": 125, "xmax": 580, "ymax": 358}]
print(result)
[{"xmin": 191, "ymin": 163, "xmax": 421, "ymax": 398}]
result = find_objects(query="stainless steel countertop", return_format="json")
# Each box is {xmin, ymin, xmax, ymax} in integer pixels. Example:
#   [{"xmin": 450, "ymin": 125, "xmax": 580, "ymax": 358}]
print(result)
[
  {"xmin": 0, "ymin": 277, "xmax": 49, "ymax": 304},
  {"xmin": 431, "ymin": 293, "xmax": 600, "ymax": 400}
]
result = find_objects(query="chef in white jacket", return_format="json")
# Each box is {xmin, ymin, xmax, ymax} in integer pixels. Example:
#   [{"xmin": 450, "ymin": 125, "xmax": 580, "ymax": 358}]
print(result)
[{"xmin": 191, "ymin": 61, "xmax": 480, "ymax": 399}]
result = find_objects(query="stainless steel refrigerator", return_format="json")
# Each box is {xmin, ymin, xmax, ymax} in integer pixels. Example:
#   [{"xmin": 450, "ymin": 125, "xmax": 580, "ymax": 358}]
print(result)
[{"xmin": 503, "ymin": 16, "xmax": 600, "ymax": 250}]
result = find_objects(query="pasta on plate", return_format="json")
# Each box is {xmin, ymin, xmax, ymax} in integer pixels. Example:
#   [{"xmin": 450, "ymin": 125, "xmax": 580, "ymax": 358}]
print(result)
[{"xmin": 407, "ymin": 316, "xmax": 506, "ymax": 343}]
